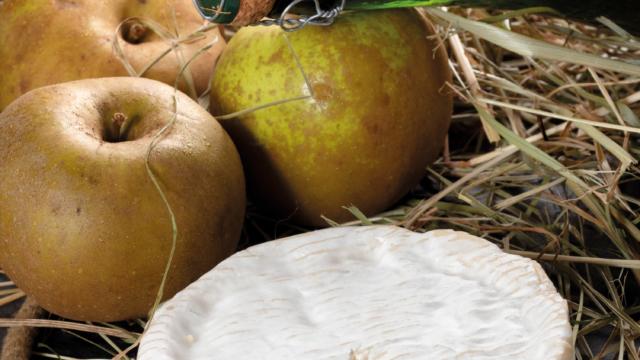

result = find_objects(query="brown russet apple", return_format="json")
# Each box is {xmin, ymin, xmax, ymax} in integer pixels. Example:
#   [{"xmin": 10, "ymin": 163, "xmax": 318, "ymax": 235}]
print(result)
[
  {"xmin": 0, "ymin": 77, "xmax": 246, "ymax": 322},
  {"xmin": 210, "ymin": 9, "xmax": 452, "ymax": 226},
  {"xmin": 0, "ymin": 0, "xmax": 225, "ymax": 111}
]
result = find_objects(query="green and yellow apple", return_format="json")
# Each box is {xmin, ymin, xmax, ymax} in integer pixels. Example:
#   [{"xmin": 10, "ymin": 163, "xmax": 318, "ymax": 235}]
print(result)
[
  {"xmin": 0, "ymin": 77, "xmax": 245, "ymax": 322},
  {"xmin": 0, "ymin": 0, "xmax": 225, "ymax": 111},
  {"xmin": 210, "ymin": 9, "xmax": 452, "ymax": 226}
]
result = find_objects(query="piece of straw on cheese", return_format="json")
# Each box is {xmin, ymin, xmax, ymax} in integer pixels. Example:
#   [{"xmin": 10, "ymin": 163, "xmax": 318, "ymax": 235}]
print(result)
[{"xmin": 139, "ymin": 225, "xmax": 573, "ymax": 360}]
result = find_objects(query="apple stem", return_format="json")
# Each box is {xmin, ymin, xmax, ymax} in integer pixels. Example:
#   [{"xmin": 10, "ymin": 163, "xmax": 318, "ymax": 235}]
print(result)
[{"xmin": 111, "ymin": 112, "xmax": 128, "ymax": 141}]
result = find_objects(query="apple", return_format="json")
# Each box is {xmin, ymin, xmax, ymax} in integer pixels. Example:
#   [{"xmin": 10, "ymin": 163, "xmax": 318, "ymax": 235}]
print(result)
[
  {"xmin": 210, "ymin": 9, "xmax": 452, "ymax": 226},
  {"xmin": 0, "ymin": 0, "xmax": 225, "ymax": 111},
  {"xmin": 0, "ymin": 77, "xmax": 246, "ymax": 322}
]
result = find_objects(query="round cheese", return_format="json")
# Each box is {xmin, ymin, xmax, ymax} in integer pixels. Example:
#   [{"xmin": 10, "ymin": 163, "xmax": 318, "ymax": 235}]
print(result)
[{"xmin": 139, "ymin": 226, "xmax": 573, "ymax": 360}]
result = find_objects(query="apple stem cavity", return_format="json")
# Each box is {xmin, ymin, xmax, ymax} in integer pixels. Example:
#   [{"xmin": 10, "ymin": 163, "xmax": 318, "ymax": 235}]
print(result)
[{"xmin": 122, "ymin": 20, "xmax": 148, "ymax": 44}]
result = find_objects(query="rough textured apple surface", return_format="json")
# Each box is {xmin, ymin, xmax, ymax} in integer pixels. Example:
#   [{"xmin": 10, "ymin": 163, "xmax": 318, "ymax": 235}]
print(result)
[
  {"xmin": 0, "ymin": 0, "xmax": 225, "ymax": 111},
  {"xmin": 210, "ymin": 9, "xmax": 452, "ymax": 226},
  {"xmin": 139, "ymin": 226, "xmax": 573, "ymax": 360},
  {"xmin": 0, "ymin": 77, "xmax": 245, "ymax": 321}
]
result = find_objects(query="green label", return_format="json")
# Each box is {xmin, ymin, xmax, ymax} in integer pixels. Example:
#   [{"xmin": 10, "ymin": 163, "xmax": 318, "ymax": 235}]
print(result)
[{"xmin": 192, "ymin": 0, "xmax": 240, "ymax": 23}]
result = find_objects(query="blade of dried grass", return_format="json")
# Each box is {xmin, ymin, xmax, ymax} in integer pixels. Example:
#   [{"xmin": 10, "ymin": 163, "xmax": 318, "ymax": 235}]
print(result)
[
  {"xmin": 572, "ymin": 290, "xmax": 585, "ymax": 347},
  {"xmin": 61, "ymin": 329, "xmax": 118, "ymax": 357},
  {"xmin": 215, "ymin": 95, "xmax": 311, "ymax": 120},
  {"xmin": 474, "ymin": 104, "xmax": 589, "ymax": 190},
  {"xmin": 93, "ymin": 331, "xmax": 127, "ymax": 358},
  {"xmin": 574, "ymin": 273, "xmax": 640, "ymax": 335},
  {"xmin": 578, "ymin": 316, "xmax": 614, "ymax": 338},
  {"xmin": 428, "ymin": 8, "xmax": 640, "ymax": 76},
  {"xmin": 568, "ymin": 301, "xmax": 604, "ymax": 323},
  {"xmin": 171, "ymin": 47, "xmax": 199, "ymax": 99},
  {"xmin": 404, "ymin": 149, "xmax": 515, "ymax": 226},
  {"xmin": 480, "ymin": 98, "xmax": 640, "ymax": 135},
  {"xmin": 610, "ymin": 207, "xmax": 640, "ymax": 243},
  {"xmin": 0, "ymin": 319, "xmax": 137, "ymax": 339},
  {"xmin": 588, "ymin": 68, "xmax": 628, "ymax": 128},
  {"xmin": 548, "ymin": 78, "xmax": 640, "ymax": 100},
  {"xmin": 479, "ymin": 7, "xmax": 559, "ymax": 23},
  {"xmin": 31, "ymin": 351, "xmax": 77, "ymax": 360},
  {"xmin": 112, "ymin": 21, "xmax": 138, "ymax": 77},
  {"xmin": 342, "ymin": 205, "xmax": 374, "ymax": 225},
  {"xmin": 576, "ymin": 124, "xmax": 636, "ymax": 171},
  {"xmin": 617, "ymin": 102, "xmax": 640, "ymax": 127},
  {"xmin": 0, "ymin": 288, "xmax": 20, "ymax": 297},
  {"xmin": 494, "ymin": 177, "xmax": 565, "ymax": 210},
  {"xmin": 337, "ymin": 208, "xmax": 408, "ymax": 226},
  {"xmin": 624, "ymin": 335, "xmax": 639, "ymax": 360},
  {"xmin": 595, "ymin": 16, "xmax": 634, "ymax": 39},
  {"xmin": 437, "ymin": 8, "xmax": 500, "ymax": 143},
  {"xmin": 472, "ymin": 103, "xmax": 640, "ymax": 281},
  {"xmin": 167, "ymin": 6, "xmax": 198, "ymax": 100},
  {"xmin": 0, "ymin": 290, "xmax": 24, "ymax": 307},
  {"xmin": 0, "ymin": 281, "xmax": 15, "ymax": 287},
  {"xmin": 481, "ymin": 96, "xmax": 636, "ymax": 187},
  {"xmin": 321, "ymin": 215, "xmax": 341, "ymax": 227},
  {"xmin": 469, "ymin": 123, "xmax": 566, "ymax": 166},
  {"xmin": 478, "ymin": 72, "xmax": 548, "ymax": 102},
  {"xmin": 507, "ymin": 250, "xmax": 640, "ymax": 269}
]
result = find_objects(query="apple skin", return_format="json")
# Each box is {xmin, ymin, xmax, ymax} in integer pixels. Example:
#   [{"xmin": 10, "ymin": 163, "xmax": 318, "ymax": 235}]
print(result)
[
  {"xmin": 0, "ymin": 77, "xmax": 246, "ymax": 322},
  {"xmin": 0, "ymin": 0, "xmax": 225, "ymax": 111},
  {"xmin": 210, "ymin": 9, "xmax": 452, "ymax": 226}
]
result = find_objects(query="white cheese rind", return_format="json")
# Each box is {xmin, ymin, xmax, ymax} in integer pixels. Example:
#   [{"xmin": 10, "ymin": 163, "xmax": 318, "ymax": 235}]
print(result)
[{"xmin": 139, "ymin": 226, "xmax": 573, "ymax": 360}]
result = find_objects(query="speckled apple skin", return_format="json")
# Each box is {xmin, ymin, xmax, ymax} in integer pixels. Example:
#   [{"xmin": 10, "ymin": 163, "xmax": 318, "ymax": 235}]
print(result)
[
  {"xmin": 0, "ymin": 0, "xmax": 225, "ymax": 111},
  {"xmin": 210, "ymin": 9, "xmax": 452, "ymax": 226},
  {"xmin": 0, "ymin": 78, "xmax": 246, "ymax": 322}
]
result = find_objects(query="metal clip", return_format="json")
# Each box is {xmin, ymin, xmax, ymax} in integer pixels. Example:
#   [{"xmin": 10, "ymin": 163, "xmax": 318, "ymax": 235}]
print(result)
[{"xmin": 257, "ymin": 0, "xmax": 346, "ymax": 32}]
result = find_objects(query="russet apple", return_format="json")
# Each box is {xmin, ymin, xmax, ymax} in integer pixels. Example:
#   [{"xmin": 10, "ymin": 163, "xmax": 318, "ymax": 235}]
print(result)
[
  {"xmin": 210, "ymin": 9, "xmax": 452, "ymax": 226},
  {"xmin": 0, "ymin": 77, "xmax": 246, "ymax": 322},
  {"xmin": 0, "ymin": 0, "xmax": 225, "ymax": 111}
]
